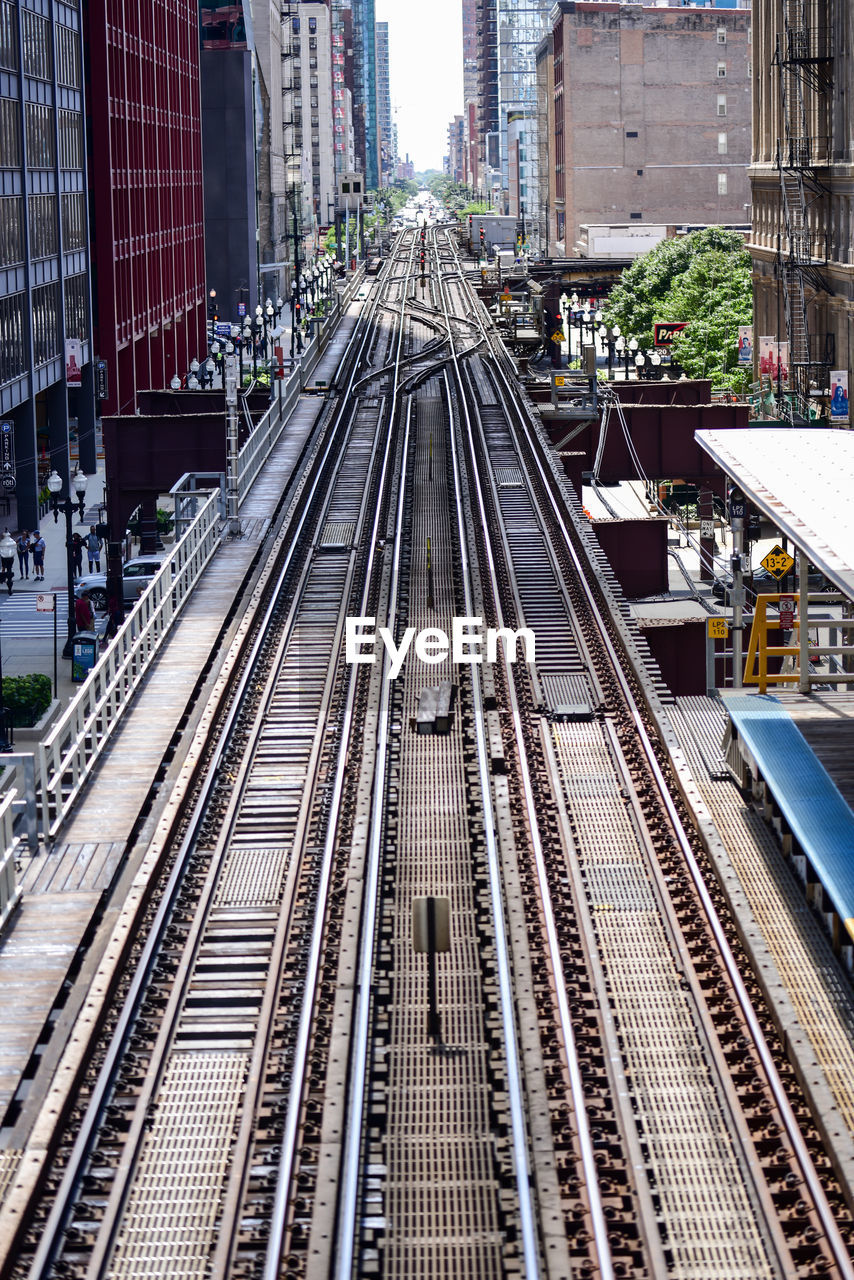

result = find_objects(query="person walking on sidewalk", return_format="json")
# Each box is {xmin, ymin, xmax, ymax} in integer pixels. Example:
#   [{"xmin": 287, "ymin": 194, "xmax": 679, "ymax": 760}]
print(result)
[
  {"xmin": 0, "ymin": 529, "xmax": 15, "ymax": 594},
  {"xmin": 31, "ymin": 529, "xmax": 46, "ymax": 581},
  {"xmin": 72, "ymin": 531, "xmax": 84, "ymax": 579},
  {"xmin": 75, "ymin": 588, "xmax": 94, "ymax": 633},
  {"xmin": 85, "ymin": 525, "xmax": 102, "ymax": 572},
  {"xmin": 16, "ymin": 529, "xmax": 30, "ymax": 579}
]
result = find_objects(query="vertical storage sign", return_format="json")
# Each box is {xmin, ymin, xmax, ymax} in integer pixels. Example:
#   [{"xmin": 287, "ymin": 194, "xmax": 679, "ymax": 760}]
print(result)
[{"xmin": 0, "ymin": 421, "xmax": 14, "ymax": 493}]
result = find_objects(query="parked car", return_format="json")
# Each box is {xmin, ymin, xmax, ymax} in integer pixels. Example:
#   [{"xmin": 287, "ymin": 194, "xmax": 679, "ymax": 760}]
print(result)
[
  {"xmin": 711, "ymin": 564, "xmax": 828, "ymax": 605},
  {"xmin": 74, "ymin": 555, "xmax": 166, "ymax": 612}
]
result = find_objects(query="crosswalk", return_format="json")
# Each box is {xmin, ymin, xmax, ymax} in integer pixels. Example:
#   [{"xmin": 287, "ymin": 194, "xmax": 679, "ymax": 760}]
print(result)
[{"xmin": 0, "ymin": 591, "xmax": 70, "ymax": 636}]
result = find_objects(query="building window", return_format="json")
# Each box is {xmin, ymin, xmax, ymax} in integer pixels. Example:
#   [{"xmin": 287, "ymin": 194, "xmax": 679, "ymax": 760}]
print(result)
[
  {"xmin": 62, "ymin": 191, "xmax": 86, "ymax": 249},
  {"xmin": 26, "ymin": 103, "xmax": 56, "ymax": 166},
  {"xmin": 626, "ymin": 130, "xmax": 638, "ymax": 138},
  {"xmin": 292, "ymin": 16, "xmax": 299, "ymax": 33},
  {"xmin": 717, "ymin": 94, "xmax": 727, "ymax": 116},
  {"xmin": 21, "ymin": 8, "xmax": 50, "ymax": 80},
  {"xmin": 58, "ymin": 110, "xmax": 83, "ymax": 168},
  {"xmin": 718, "ymin": 131, "xmax": 728, "ymax": 154},
  {"xmin": 630, "ymin": 211, "xmax": 642, "ymax": 220},
  {"xmin": 28, "ymin": 193, "xmax": 58, "ymax": 258},
  {"xmin": 717, "ymin": 62, "xmax": 726, "ymax": 78},
  {"xmin": 31, "ymin": 280, "xmax": 61, "ymax": 366},
  {"xmin": 55, "ymin": 24, "xmax": 81, "ymax": 88},
  {"xmin": 0, "ymin": 96, "xmax": 21, "ymax": 166},
  {"xmin": 717, "ymin": 27, "xmax": 726, "ymax": 44},
  {"xmin": 0, "ymin": 1, "xmax": 18, "ymax": 71},
  {"xmin": 309, "ymin": 16, "xmax": 316, "ymax": 32},
  {"xmin": 717, "ymin": 173, "xmax": 728, "ymax": 195},
  {"xmin": 0, "ymin": 195, "xmax": 23, "ymax": 267},
  {"xmin": 0, "ymin": 292, "xmax": 26, "ymax": 384},
  {"xmin": 64, "ymin": 272, "xmax": 88, "ymax": 340}
]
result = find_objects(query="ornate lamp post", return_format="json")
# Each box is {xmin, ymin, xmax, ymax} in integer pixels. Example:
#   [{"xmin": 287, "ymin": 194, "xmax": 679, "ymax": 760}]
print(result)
[{"xmin": 46, "ymin": 467, "xmax": 87, "ymax": 657}]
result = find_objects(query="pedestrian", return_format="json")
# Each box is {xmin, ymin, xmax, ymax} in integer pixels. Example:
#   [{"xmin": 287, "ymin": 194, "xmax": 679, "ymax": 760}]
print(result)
[
  {"xmin": 74, "ymin": 588, "xmax": 94, "ymax": 633},
  {"xmin": 72, "ymin": 531, "xmax": 84, "ymax": 579},
  {"xmin": 31, "ymin": 529, "xmax": 46, "ymax": 581},
  {"xmin": 16, "ymin": 529, "xmax": 30, "ymax": 579},
  {"xmin": 104, "ymin": 589, "xmax": 123, "ymax": 643},
  {"xmin": 0, "ymin": 529, "xmax": 14, "ymax": 595},
  {"xmin": 85, "ymin": 525, "xmax": 102, "ymax": 572}
]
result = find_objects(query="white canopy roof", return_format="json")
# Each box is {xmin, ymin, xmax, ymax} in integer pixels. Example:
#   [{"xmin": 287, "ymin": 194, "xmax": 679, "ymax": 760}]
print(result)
[{"xmin": 695, "ymin": 428, "xmax": 854, "ymax": 599}]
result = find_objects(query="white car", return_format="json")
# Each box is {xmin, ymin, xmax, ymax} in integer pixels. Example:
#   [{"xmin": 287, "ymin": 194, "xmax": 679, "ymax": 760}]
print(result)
[{"xmin": 74, "ymin": 555, "xmax": 166, "ymax": 612}]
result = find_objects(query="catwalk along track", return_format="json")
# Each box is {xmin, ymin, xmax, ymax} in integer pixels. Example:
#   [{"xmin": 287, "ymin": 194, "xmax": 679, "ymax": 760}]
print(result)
[{"xmin": 4, "ymin": 228, "xmax": 854, "ymax": 1280}]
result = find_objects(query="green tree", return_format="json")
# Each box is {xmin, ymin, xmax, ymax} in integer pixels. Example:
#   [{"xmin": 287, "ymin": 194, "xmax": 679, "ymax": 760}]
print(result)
[{"xmin": 603, "ymin": 227, "xmax": 753, "ymax": 393}]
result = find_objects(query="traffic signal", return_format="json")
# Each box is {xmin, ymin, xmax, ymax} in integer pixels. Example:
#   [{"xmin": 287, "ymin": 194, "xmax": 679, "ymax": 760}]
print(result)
[{"xmin": 208, "ymin": 289, "xmax": 218, "ymax": 322}]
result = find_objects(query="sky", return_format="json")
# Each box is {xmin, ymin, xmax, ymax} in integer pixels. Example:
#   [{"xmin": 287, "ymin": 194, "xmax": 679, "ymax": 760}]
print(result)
[{"xmin": 375, "ymin": 0, "xmax": 464, "ymax": 173}]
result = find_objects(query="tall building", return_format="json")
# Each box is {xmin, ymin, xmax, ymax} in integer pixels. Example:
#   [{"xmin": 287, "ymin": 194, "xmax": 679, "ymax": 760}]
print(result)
[
  {"xmin": 85, "ymin": 0, "xmax": 206, "ymax": 417},
  {"xmin": 351, "ymin": 0, "xmax": 378, "ymax": 188},
  {"xmin": 447, "ymin": 115, "xmax": 465, "ymax": 182},
  {"xmin": 539, "ymin": 2, "xmax": 752, "ymax": 257},
  {"xmin": 298, "ymin": 3, "xmax": 336, "ymax": 235},
  {"xmin": 461, "ymin": 0, "xmax": 479, "ymax": 187},
  {"xmin": 332, "ymin": 2, "xmax": 357, "ymax": 185},
  {"xmin": 200, "ymin": 1, "xmax": 260, "ymax": 321},
  {"xmin": 375, "ymin": 21, "xmax": 393, "ymax": 186},
  {"xmin": 0, "ymin": 0, "xmax": 97, "ymax": 529},
  {"xmin": 749, "ymin": 0, "xmax": 849, "ymax": 407}
]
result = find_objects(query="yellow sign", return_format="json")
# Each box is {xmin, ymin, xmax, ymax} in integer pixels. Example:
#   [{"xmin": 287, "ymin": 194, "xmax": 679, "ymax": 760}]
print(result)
[
  {"xmin": 760, "ymin": 544, "xmax": 795, "ymax": 579},
  {"xmin": 551, "ymin": 331, "xmax": 564, "ymax": 344},
  {"xmin": 707, "ymin": 617, "xmax": 729, "ymax": 640},
  {"xmin": 554, "ymin": 375, "xmax": 566, "ymax": 387}
]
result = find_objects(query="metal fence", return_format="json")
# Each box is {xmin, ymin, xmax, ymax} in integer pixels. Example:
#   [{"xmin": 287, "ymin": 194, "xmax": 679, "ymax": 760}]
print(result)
[
  {"xmin": 0, "ymin": 267, "xmax": 365, "ymax": 927},
  {"xmin": 36, "ymin": 489, "xmax": 221, "ymax": 839}
]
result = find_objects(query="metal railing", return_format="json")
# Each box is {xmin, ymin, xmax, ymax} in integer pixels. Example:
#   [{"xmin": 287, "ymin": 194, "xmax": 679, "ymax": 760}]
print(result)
[
  {"xmin": 0, "ymin": 790, "xmax": 21, "ymax": 931},
  {"xmin": 238, "ymin": 271, "xmax": 363, "ymax": 504},
  {"xmin": 0, "ymin": 264, "xmax": 368, "ymax": 923},
  {"xmin": 35, "ymin": 489, "xmax": 221, "ymax": 839}
]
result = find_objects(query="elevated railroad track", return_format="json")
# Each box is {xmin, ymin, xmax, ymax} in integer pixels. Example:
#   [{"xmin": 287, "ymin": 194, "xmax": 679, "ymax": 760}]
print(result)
[{"xmin": 1, "ymin": 228, "xmax": 853, "ymax": 1280}]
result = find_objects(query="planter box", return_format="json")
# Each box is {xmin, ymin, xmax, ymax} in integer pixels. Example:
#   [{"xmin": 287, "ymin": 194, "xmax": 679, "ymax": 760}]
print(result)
[{"xmin": 11, "ymin": 698, "xmax": 62, "ymax": 750}]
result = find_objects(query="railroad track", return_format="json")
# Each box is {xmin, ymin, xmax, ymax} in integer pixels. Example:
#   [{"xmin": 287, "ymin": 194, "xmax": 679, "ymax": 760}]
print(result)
[{"xmin": 3, "ymin": 226, "xmax": 853, "ymax": 1280}]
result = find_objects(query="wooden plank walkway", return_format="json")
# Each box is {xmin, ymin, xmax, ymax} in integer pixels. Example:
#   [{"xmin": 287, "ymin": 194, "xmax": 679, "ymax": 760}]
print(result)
[{"xmin": 0, "ymin": 310, "xmax": 360, "ymax": 1121}]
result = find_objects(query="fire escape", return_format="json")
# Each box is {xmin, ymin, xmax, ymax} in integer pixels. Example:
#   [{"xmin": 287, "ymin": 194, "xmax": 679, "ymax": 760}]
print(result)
[{"xmin": 773, "ymin": 0, "xmax": 833, "ymax": 416}]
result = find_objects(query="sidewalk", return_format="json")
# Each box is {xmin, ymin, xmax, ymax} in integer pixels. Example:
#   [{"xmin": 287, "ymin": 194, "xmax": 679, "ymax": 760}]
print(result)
[{"xmin": 0, "ymin": 467, "xmax": 106, "ymax": 708}]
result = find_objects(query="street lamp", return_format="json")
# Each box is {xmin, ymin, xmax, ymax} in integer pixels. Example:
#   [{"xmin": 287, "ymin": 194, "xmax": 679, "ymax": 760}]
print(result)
[{"xmin": 47, "ymin": 467, "xmax": 87, "ymax": 657}]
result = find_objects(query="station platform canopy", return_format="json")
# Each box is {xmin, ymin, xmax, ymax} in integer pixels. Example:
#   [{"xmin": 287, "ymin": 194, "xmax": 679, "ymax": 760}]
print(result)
[{"xmin": 696, "ymin": 428, "xmax": 854, "ymax": 600}]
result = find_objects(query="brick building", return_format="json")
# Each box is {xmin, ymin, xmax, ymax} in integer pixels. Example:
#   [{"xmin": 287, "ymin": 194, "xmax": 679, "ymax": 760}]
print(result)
[
  {"xmin": 537, "ymin": 2, "xmax": 752, "ymax": 257},
  {"xmin": 85, "ymin": 0, "xmax": 207, "ymax": 415},
  {"xmin": 749, "ymin": 0, "xmax": 851, "ymax": 405}
]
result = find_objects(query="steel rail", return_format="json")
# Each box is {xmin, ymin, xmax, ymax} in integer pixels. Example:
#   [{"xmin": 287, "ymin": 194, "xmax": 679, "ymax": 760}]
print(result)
[
  {"xmin": 426, "ymin": 231, "xmax": 544, "ymax": 1273},
  {"xmin": 23, "ymin": 236, "xmax": 416, "ymax": 1280},
  {"xmin": 433, "ymin": 236, "xmax": 616, "ymax": 1280},
  {"xmin": 471, "ymin": 244, "xmax": 854, "ymax": 1280},
  {"xmin": 267, "ymin": 235, "xmax": 417, "ymax": 1280}
]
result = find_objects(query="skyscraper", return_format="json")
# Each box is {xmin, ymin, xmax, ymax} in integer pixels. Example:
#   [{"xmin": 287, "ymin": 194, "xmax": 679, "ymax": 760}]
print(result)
[
  {"xmin": 375, "ymin": 21, "xmax": 393, "ymax": 186},
  {"xmin": 351, "ymin": 0, "xmax": 379, "ymax": 189},
  {"xmin": 85, "ymin": 0, "xmax": 206, "ymax": 416},
  {"xmin": 0, "ymin": 0, "xmax": 97, "ymax": 529}
]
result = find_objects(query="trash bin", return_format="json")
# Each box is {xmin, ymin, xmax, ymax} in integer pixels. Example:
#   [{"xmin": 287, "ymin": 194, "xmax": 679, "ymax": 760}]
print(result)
[{"xmin": 71, "ymin": 631, "xmax": 99, "ymax": 683}]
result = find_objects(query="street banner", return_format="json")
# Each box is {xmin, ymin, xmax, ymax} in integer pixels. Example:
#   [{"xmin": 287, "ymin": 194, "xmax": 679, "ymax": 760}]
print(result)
[
  {"xmin": 759, "ymin": 336, "xmax": 788, "ymax": 381},
  {"xmin": 65, "ymin": 338, "xmax": 83, "ymax": 385},
  {"xmin": 830, "ymin": 370, "xmax": 849, "ymax": 423},
  {"xmin": 737, "ymin": 325, "xmax": 753, "ymax": 365}
]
